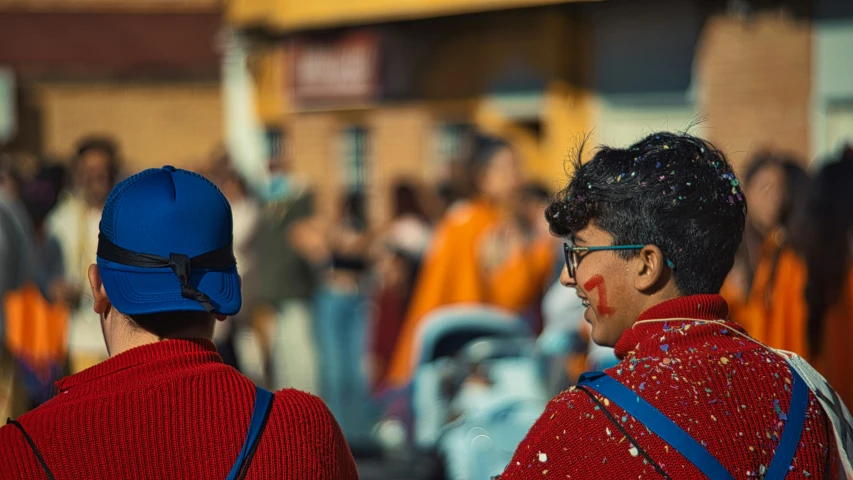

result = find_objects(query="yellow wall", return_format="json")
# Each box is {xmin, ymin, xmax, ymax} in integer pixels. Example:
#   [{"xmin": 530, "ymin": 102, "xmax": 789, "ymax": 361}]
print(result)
[
  {"xmin": 228, "ymin": 0, "xmax": 590, "ymax": 31},
  {"xmin": 280, "ymin": 89, "xmax": 594, "ymax": 223},
  {"xmin": 37, "ymin": 81, "xmax": 223, "ymax": 172},
  {"xmin": 473, "ymin": 82, "xmax": 594, "ymax": 191},
  {"xmin": 256, "ymin": 6, "xmax": 592, "ymax": 200}
]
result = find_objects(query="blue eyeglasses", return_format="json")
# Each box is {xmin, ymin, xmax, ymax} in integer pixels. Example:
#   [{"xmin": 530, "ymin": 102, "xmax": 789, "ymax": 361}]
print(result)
[{"xmin": 563, "ymin": 243, "xmax": 676, "ymax": 278}]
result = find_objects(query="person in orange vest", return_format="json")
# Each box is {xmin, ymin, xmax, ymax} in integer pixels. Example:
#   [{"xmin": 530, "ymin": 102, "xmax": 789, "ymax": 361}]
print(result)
[
  {"xmin": 384, "ymin": 133, "xmax": 554, "ymax": 388},
  {"xmin": 721, "ymin": 151, "xmax": 797, "ymax": 324},
  {"xmin": 737, "ymin": 160, "xmax": 811, "ymax": 355}
]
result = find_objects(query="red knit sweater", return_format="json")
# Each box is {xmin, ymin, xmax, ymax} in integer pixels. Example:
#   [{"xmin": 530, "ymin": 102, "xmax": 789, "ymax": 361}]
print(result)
[
  {"xmin": 500, "ymin": 295, "xmax": 839, "ymax": 479},
  {"xmin": 0, "ymin": 339, "xmax": 359, "ymax": 479}
]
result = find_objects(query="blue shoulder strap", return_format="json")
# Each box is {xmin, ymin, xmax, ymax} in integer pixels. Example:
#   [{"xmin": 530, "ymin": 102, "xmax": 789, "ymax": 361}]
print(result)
[
  {"xmin": 227, "ymin": 386, "xmax": 275, "ymax": 480},
  {"xmin": 766, "ymin": 365, "xmax": 809, "ymax": 478},
  {"xmin": 578, "ymin": 367, "xmax": 810, "ymax": 480},
  {"xmin": 578, "ymin": 371, "xmax": 735, "ymax": 480}
]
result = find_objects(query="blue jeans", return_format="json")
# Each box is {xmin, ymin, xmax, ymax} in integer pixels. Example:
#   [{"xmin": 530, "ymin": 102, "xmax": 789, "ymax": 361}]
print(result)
[{"xmin": 314, "ymin": 287, "xmax": 373, "ymax": 444}]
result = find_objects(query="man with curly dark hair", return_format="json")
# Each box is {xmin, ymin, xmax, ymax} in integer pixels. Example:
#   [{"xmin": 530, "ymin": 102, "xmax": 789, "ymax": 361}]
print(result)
[{"xmin": 499, "ymin": 132, "xmax": 841, "ymax": 479}]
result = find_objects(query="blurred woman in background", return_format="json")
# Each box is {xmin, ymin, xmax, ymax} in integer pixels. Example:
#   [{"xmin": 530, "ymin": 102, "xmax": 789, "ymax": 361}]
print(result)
[
  {"xmin": 384, "ymin": 133, "xmax": 554, "ymax": 388},
  {"xmin": 722, "ymin": 153, "xmax": 785, "ymax": 319},
  {"xmin": 737, "ymin": 160, "xmax": 811, "ymax": 354},
  {"xmin": 315, "ymin": 191, "xmax": 373, "ymax": 444},
  {"xmin": 213, "ymin": 168, "xmax": 261, "ymax": 376},
  {"xmin": 802, "ymin": 148, "xmax": 853, "ymax": 409},
  {"xmin": 369, "ymin": 182, "xmax": 432, "ymax": 393},
  {"xmin": 745, "ymin": 147, "xmax": 853, "ymax": 410},
  {"xmin": 46, "ymin": 137, "xmax": 120, "ymax": 373}
]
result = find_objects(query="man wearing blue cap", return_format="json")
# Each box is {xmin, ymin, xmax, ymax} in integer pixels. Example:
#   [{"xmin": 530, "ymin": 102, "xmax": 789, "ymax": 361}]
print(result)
[{"xmin": 0, "ymin": 166, "xmax": 359, "ymax": 479}]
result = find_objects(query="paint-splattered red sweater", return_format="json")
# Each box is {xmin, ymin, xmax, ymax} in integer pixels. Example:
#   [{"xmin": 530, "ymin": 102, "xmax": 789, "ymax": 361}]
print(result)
[
  {"xmin": 0, "ymin": 339, "xmax": 359, "ymax": 479},
  {"xmin": 500, "ymin": 294, "xmax": 839, "ymax": 479}
]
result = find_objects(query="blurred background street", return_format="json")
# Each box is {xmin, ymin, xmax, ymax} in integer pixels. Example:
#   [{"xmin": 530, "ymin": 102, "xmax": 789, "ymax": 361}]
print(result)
[{"xmin": 0, "ymin": 0, "xmax": 852, "ymax": 478}]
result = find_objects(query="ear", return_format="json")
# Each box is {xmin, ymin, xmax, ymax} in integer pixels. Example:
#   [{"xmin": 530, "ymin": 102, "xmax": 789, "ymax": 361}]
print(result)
[
  {"xmin": 632, "ymin": 245, "xmax": 669, "ymax": 292},
  {"xmin": 88, "ymin": 264, "xmax": 111, "ymax": 315}
]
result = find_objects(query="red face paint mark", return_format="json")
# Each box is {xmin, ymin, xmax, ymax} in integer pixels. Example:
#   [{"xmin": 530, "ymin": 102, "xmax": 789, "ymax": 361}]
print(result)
[{"xmin": 583, "ymin": 274, "xmax": 616, "ymax": 315}]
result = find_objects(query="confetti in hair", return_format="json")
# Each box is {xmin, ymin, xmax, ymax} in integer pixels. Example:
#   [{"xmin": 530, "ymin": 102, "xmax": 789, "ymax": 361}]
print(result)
[{"xmin": 544, "ymin": 131, "xmax": 746, "ymax": 295}]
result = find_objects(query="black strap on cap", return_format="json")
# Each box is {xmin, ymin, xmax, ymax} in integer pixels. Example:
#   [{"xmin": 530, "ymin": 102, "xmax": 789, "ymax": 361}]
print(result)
[{"xmin": 97, "ymin": 232, "xmax": 236, "ymax": 313}]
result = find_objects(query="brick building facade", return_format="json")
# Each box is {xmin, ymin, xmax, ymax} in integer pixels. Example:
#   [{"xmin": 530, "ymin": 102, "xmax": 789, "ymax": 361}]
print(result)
[
  {"xmin": 230, "ymin": 0, "xmax": 844, "ymax": 223},
  {"xmin": 0, "ymin": 1, "xmax": 224, "ymax": 170}
]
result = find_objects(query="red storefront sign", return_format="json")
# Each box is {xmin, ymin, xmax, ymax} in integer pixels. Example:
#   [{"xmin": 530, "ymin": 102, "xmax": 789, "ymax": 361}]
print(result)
[{"xmin": 291, "ymin": 30, "xmax": 381, "ymax": 103}]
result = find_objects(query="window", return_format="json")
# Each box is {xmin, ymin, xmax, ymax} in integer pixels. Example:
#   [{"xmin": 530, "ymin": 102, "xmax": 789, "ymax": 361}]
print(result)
[
  {"xmin": 432, "ymin": 122, "xmax": 474, "ymax": 175},
  {"xmin": 827, "ymin": 101, "xmax": 853, "ymax": 155},
  {"xmin": 264, "ymin": 127, "xmax": 287, "ymax": 163},
  {"xmin": 340, "ymin": 125, "xmax": 369, "ymax": 193}
]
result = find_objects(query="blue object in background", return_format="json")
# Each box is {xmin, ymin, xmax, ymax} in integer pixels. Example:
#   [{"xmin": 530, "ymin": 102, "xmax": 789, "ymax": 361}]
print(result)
[{"xmin": 314, "ymin": 287, "xmax": 376, "ymax": 446}]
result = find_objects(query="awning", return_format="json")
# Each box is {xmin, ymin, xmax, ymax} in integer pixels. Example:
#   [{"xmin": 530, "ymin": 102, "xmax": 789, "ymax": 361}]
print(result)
[{"xmin": 227, "ymin": 0, "xmax": 597, "ymax": 33}]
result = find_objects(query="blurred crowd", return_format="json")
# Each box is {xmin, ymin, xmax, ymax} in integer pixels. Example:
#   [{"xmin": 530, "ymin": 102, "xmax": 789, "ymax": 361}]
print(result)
[{"xmin": 0, "ymin": 130, "xmax": 851, "ymax": 450}]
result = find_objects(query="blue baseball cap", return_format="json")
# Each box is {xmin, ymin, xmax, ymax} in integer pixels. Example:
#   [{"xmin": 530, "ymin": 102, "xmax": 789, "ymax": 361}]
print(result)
[{"xmin": 96, "ymin": 166, "xmax": 241, "ymax": 316}]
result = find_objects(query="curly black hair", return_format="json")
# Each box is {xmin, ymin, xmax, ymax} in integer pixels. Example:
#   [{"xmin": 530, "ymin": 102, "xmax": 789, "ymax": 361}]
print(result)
[{"xmin": 545, "ymin": 131, "xmax": 747, "ymax": 295}]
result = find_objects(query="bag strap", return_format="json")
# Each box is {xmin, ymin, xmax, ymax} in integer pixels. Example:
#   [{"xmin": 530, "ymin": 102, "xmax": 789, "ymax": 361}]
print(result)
[
  {"xmin": 575, "ymin": 384, "xmax": 671, "ymax": 479},
  {"xmin": 6, "ymin": 417, "xmax": 55, "ymax": 480},
  {"xmin": 765, "ymin": 365, "xmax": 809, "ymax": 478},
  {"xmin": 578, "ymin": 371, "xmax": 735, "ymax": 480},
  {"xmin": 227, "ymin": 386, "xmax": 275, "ymax": 480},
  {"xmin": 579, "ymin": 367, "xmax": 811, "ymax": 480}
]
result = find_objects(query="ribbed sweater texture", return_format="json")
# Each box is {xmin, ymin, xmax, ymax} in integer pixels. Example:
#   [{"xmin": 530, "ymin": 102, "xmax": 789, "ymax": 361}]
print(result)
[
  {"xmin": 500, "ymin": 295, "xmax": 839, "ymax": 479},
  {"xmin": 0, "ymin": 339, "xmax": 359, "ymax": 479}
]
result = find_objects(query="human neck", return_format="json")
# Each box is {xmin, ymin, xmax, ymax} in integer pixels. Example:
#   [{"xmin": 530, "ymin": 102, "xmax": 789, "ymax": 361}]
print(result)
[
  {"xmin": 636, "ymin": 293, "xmax": 729, "ymax": 323},
  {"xmin": 104, "ymin": 316, "xmax": 214, "ymax": 358},
  {"xmin": 613, "ymin": 293, "xmax": 730, "ymax": 358},
  {"xmin": 633, "ymin": 283, "xmax": 683, "ymax": 318}
]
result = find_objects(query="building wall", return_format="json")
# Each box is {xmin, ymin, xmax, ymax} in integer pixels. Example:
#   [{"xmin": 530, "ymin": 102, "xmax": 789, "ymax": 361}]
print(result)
[
  {"xmin": 579, "ymin": 1, "xmax": 813, "ymax": 171},
  {"xmin": 287, "ymin": 112, "xmax": 340, "ymax": 218},
  {"xmin": 696, "ymin": 9, "xmax": 812, "ymax": 170},
  {"xmin": 581, "ymin": 0, "xmax": 704, "ymax": 154},
  {"xmin": 37, "ymin": 81, "xmax": 223, "ymax": 171},
  {"xmin": 812, "ymin": 2, "xmax": 853, "ymax": 162},
  {"xmin": 287, "ymin": 106, "xmax": 435, "ymax": 224},
  {"xmin": 366, "ymin": 107, "xmax": 432, "ymax": 222},
  {"xmin": 267, "ymin": 2, "xmax": 822, "ymax": 222},
  {"xmin": 0, "ymin": 0, "xmax": 219, "ymax": 12},
  {"xmin": 276, "ymin": 8, "xmax": 589, "ymax": 222}
]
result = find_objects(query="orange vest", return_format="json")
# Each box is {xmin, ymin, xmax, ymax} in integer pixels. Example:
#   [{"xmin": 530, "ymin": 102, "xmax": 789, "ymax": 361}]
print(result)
[
  {"xmin": 384, "ymin": 201, "xmax": 553, "ymax": 387},
  {"xmin": 738, "ymin": 238, "xmax": 853, "ymax": 410},
  {"xmin": 4, "ymin": 283, "xmax": 69, "ymax": 377},
  {"xmin": 811, "ymin": 269, "xmax": 853, "ymax": 411}
]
